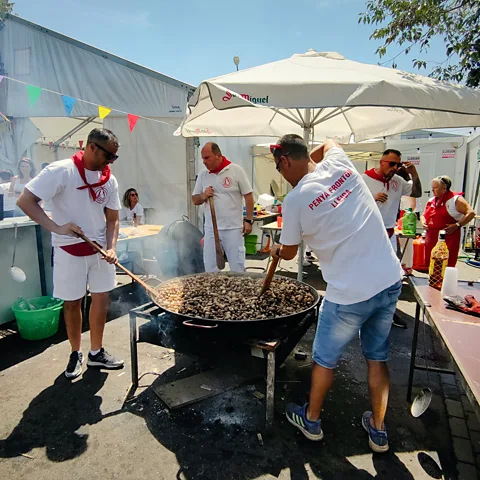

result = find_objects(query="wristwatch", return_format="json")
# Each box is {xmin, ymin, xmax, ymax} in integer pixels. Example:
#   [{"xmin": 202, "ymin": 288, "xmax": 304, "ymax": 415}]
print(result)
[{"xmin": 244, "ymin": 219, "xmax": 253, "ymax": 225}]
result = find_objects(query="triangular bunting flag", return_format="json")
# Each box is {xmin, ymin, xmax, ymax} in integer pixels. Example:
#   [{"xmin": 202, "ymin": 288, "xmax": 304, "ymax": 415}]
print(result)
[
  {"xmin": 128, "ymin": 114, "xmax": 139, "ymax": 132},
  {"xmin": 27, "ymin": 85, "xmax": 43, "ymax": 107},
  {"xmin": 98, "ymin": 106, "xmax": 112, "ymax": 119},
  {"xmin": 62, "ymin": 96, "xmax": 76, "ymax": 116}
]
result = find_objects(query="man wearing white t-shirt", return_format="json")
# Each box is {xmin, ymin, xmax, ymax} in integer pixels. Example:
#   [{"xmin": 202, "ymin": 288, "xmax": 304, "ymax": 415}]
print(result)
[
  {"xmin": 362, "ymin": 149, "xmax": 422, "ymax": 251},
  {"xmin": 192, "ymin": 142, "xmax": 254, "ymax": 272},
  {"xmin": 269, "ymin": 134, "xmax": 402, "ymax": 453},
  {"xmin": 17, "ymin": 128, "xmax": 124, "ymax": 379}
]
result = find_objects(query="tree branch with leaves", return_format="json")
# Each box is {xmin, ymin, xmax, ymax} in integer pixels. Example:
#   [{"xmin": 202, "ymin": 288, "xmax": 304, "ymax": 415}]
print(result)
[
  {"xmin": 359, "ymin": 0, "xmax": 480, "ymax": 87},
  {"xmin": 0, "ymin": 0, "xmax": 14, "ymax": 21}
]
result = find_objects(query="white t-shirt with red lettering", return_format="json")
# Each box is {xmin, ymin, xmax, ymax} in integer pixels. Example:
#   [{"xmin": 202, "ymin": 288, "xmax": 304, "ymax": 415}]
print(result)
[
  {"xmin": 280, "ymin": 147, "xmax": 402, "ymax": 305},
  {"xmin": 26, "ymin": 159, "xmax": 121, "ymax": 247},
  {"xmin": 193, "ymin": 163, "xmax": 252, "ymax": 230},
  {"xmin": 361, "ymin": 173, "xmax": 413, "ymax": 228}
]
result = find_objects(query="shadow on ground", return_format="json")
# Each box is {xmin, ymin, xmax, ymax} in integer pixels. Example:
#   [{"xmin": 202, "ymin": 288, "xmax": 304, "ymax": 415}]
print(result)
[
  {"xmin": 0, "ymin": 369, "xmax": 107, "ymax": 462},
  {"xmin": 0, "ymin": 282, "xmax": 148, "ymax": 372}
]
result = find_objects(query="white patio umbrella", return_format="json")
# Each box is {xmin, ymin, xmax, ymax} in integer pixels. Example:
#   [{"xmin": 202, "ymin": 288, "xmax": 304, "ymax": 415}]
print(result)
[
  {"xmin": 180, "ymin": 50, "xmax": 480, "ymax": 144},
  {"xmin": 179, "ymin": 49, "xmax": 480, "ymax": 279}
]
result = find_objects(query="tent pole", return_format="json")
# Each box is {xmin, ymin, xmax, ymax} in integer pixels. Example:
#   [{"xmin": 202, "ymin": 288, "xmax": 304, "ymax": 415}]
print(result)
[
  {"xmin": 186, "ymin": 137, "xmax": 197, "ymax": 226},
  {"xmin": 297, "ymin": 109, "xmax": 312, "ymax": 282}
]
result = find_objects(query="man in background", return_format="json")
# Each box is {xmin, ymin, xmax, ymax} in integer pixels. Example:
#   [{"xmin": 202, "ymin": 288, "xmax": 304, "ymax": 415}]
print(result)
[
  {"xmin": 362, "ymin": 150, "xmax": 422, "ymax": 328},
  {"xmin": 192, "ymin": 142, "xmax": 254, "ymax": 272}
]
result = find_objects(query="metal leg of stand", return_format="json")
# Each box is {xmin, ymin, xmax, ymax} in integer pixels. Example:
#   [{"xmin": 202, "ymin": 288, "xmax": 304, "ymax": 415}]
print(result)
[
  {"xmin": 266, "ymin": 351, "xmax": 276, "ymax": 430},
  {"xmin": 297, "ymin": 241, "xmax": 304, "ymax": 281},
  {"xmin": 407, "ymin": 303, "xmax": 421, "ymax": 402},
  {"xmin": 399, "ymin": 238, "xmax": 411, "ymax": 263},
  {"xmin": 128, "ymin": 310, "xmax": 139, "ymax": 398}
]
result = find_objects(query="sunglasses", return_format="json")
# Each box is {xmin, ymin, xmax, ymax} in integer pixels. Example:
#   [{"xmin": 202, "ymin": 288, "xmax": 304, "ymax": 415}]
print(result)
[
  {"xmin": 130, "ymin": 192, "xmax": 138, "ymax": 197},
  {"xmin": 270, "ymin": 144, "xmax": 290, "ymax": 172},
  {"xmin": 382, "ymin": 160, "xmax": 402, "ymax": 168},
  {"xmin": 94, "ymin": 143, "xmax": 119, "ymax": 162}
]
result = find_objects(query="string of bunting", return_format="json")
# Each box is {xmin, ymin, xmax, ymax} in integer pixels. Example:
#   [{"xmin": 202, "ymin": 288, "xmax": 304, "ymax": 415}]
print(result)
[{"xmin": 0, "ymin": 75, "xmax": 177, "ymax": 133}]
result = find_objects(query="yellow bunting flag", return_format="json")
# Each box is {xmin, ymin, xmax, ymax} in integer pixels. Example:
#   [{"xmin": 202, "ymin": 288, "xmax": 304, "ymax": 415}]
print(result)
[{"xmin": 98, "ymin": 106, "xmax": 112, "ymax": 119}]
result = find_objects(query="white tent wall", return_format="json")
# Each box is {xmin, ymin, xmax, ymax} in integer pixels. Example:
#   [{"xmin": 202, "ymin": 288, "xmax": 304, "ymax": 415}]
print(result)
[
  {"xmin": 0, "ymin": 15, "xmax": 196, "ymax": 224},
  {"xmin": 386, "ymin": 136, "xmax": 468, "ymax": 213},
  {"xmin": 464, "ymin": 134, "xmax": 480, "ymax": 213},
  {"xmin": 104, "ymin": 117, "xmax": 188, "ymax": 225},
  {"xmin": 251, "ymin": 146, "xmax": 289, "ymax": 199},
  {"xmin": 0, "ymin": 16, "xmax": 193, "ymax": 119},
  {"xmin": 27, "ymin": 143, "xmax": 77, "ymax": 172}
]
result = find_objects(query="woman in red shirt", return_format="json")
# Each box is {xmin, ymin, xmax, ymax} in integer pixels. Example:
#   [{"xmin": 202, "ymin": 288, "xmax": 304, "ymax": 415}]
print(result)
[{"xmin": 421, "ymin": 176, "xmax": 475, "ymax": 267}]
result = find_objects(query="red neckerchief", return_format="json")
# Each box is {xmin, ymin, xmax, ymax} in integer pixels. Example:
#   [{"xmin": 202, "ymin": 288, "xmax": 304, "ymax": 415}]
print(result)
[
  {"xmin": 72, "ymin": 150, "xmax": 111, "ymax": 201},
  {"xmin": 364, "ymin": 168, "xmax": 390, "ymax": 191},
  {"xmin": 209, "ymin": 156, "xmax": 231, "ymax": 174}
]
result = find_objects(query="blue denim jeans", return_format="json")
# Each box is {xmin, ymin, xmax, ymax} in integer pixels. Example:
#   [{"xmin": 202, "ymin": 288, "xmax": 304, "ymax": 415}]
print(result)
[{"xmin": 313, "ymin": 281, "xmax": 402, "ymax": 369}]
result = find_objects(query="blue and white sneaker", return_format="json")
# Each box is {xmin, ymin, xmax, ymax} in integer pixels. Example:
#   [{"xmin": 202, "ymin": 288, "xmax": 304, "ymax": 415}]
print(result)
[
  {"xmin": 362, "ymin": 411, "xmax": 389, "ymax": 453},
  {"xmin": 285, "ymin": 403, "xmax": 324, "ymax": 441}
]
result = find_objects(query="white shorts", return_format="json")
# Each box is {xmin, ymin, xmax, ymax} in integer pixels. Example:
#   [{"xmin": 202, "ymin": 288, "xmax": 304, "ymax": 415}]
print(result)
[
  {"xmin": 203, "ymin": 228, "xmax": 245, "ymax": 273},
  {"xmin": 53, "ymin": 247, "xmax": 116, "ymax": 301}
]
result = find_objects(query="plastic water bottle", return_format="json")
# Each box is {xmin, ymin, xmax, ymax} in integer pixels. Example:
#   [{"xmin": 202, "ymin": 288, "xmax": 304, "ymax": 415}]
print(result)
[{"xmin": 402, "ymin": 208, "xmax": 417, "ymax": 236}]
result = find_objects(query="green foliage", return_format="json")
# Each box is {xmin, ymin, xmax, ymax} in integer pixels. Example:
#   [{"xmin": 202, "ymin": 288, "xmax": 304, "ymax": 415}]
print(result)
[
  {"xmin": 359, "ymin": 0, "xmax": 480, "ymax": 87},
  {"xmin": 0, "ymin": 0, "xmax": 14, "ymax": 21}
]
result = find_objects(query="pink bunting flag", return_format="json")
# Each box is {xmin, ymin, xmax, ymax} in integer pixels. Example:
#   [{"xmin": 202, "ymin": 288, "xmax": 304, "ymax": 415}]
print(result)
[{"xmin": 128, "ymin": 114, "xmax": 139, "ymax": 132}]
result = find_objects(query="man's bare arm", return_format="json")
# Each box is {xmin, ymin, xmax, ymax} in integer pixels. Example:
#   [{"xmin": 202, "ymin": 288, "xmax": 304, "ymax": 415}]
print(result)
[
  {"xmin": 310, "ymin": 139, "xmax": 341, "ymax": 164},
  {"xmin": 17, "ymin": 189, "xmax": 82, "ymax": 237},
  {"xmin": 192, "ymin": 186, "xmax": 214, "ymax": 206},
  {"xmin": 105, "ymin": 208, "xmax": 119, "ymax": 251},
  {"xmin": 244, "ymin": 192, "xmax": 254, "ymax": 220}
]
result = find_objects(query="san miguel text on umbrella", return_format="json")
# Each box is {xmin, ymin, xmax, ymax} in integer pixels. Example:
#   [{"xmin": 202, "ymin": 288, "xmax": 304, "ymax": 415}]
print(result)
[{"xmin": 221, "ymin": 91, "xmax": 269, "ymax": 104}]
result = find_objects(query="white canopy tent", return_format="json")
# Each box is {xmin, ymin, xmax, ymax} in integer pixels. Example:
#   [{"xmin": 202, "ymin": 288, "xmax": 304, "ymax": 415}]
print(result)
[
  {"xmin": 0, "ymin": 15, "xmax": 196, "ymax": 224},
  {"xmin": 179, "ymin": 49, "xmax": 480, "ymax": 280}
]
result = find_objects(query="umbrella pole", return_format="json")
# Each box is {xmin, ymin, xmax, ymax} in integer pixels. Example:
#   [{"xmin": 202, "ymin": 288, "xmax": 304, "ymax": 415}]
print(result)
[{"xmin": 296, "ymin": 110, "xmax": 312, "ymax": 282}]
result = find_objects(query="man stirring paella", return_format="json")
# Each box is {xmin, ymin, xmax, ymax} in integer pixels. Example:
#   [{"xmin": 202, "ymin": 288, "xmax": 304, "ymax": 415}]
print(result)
[{"xmin": 270, "ymin": 134, "xmax": 402, "ymax": 453}]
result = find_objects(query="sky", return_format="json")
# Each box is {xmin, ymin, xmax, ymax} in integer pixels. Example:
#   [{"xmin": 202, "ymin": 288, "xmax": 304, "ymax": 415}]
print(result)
[{"xmin": 13, "ymin": 0, "xmax": 452, "ymax": 87}]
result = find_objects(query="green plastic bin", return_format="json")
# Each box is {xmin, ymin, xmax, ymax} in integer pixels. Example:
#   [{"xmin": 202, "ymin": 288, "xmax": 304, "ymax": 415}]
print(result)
[
  {"xmin": 12, "ymin": 297, "xmax": 64, "ymax": 341},
  {"xmin": 245, "ymin": 234, "xmax": 258, "ymax": 255}
]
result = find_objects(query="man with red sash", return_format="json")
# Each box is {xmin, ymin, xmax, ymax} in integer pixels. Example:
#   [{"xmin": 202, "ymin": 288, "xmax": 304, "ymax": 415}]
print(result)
[
  {"xmin": 18, "ymin": 128, "xmax": 124, "ymax": 378},
  {"xmin": 422, "ymin": 176, "xmax": 475, "ymax": 267},
  {"xmin": 362, "ymin": 149, "xmax": 422, "ymax": 251},
  {"xmin": 192, "ymin": 142, "xmax": 254, "ymax": 272}
]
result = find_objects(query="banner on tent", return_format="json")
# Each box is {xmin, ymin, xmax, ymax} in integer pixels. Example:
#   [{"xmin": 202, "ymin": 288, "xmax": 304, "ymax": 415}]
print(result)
[
  {"xmin": 406, "ymin": 155, "xmax": 421, "ymax": 165},
  {"xmin": 442, "ymin": 149, "xmax": 456, "ymax": 159}
]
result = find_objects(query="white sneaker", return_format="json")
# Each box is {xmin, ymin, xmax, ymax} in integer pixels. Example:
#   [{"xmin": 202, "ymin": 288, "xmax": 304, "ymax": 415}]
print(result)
[{"xmin": 297, "ymin": 257, "xmax": 310, "ymax": 267}]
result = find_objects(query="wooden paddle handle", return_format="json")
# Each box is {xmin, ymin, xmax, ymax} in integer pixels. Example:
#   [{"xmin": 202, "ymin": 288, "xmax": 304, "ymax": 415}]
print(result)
[
  {"xmin": 208, "ymin": 196, "xmax": 225, "ymax": 270},
  {"xmin": 76, "ymin": 232, "xmax": 157, "ymax": 296},
  {"xmin": 260, "ymin": 250, "xmax": 280, "ymax": 296},
  {"xmin": 208, "ymin": 197, "xmax": 221, "ymax": 243}
]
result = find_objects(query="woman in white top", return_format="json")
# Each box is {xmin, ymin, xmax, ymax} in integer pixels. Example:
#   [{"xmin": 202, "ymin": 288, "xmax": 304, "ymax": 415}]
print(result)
[
  {"xmin": 122, "ymin": 188, "xmax": 144, "ymax": 226},
  {"xmin": 10, "ymin": 158, "xmax": 36, "ymax": 217},
  {"xmin": 0, "ymin": 169, "xmax": 16, "ymax": 217}
]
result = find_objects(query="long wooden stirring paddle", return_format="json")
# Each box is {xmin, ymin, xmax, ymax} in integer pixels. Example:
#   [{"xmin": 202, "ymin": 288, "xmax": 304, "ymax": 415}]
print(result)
[
  {"xmin": 208, "ymin": 196, "xmax": 226, "ymax": 270},
  {"xmin": 260, "ymin": 248, "xmax": 280, "ymax": 296},
  {"xmin": 76, "ymin": 232, "xmax": 158, "ymax": 298}
]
